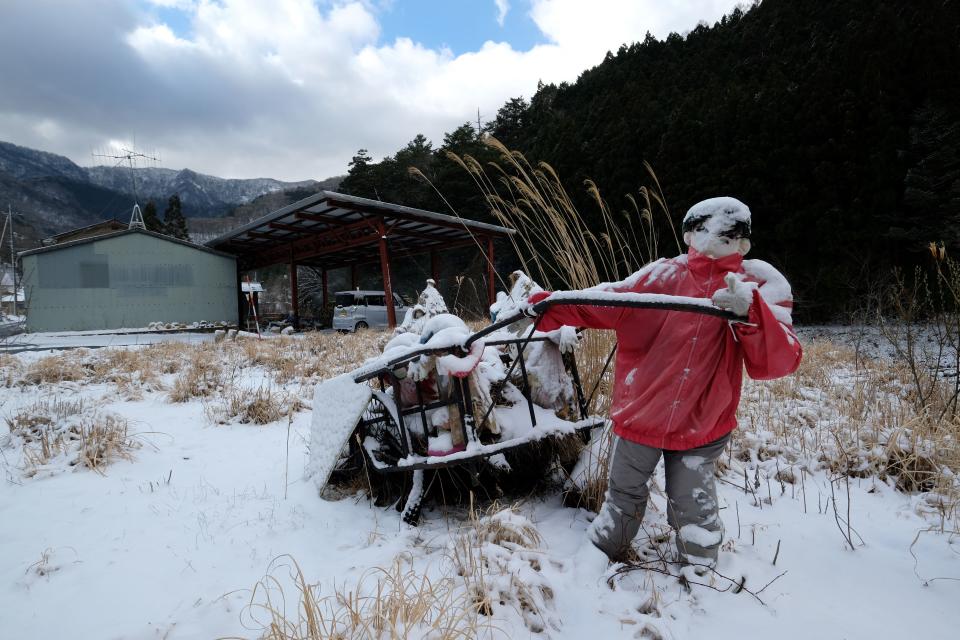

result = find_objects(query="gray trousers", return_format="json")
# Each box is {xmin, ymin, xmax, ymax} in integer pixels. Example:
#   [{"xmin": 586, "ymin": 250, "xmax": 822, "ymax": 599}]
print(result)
[{"xmin": 588, "ymin": 432, "xmax": 730, "ymax": 564}]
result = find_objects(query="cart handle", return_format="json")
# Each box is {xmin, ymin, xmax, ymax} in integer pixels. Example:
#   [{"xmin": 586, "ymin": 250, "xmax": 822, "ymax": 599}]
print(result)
[
  {"xmin": 353, "ymin": 294, "xmax": 742, "ymax": 383},
  {"xmin": 465, "ymin": 293, "xmax": 743, "ymax": 348}
]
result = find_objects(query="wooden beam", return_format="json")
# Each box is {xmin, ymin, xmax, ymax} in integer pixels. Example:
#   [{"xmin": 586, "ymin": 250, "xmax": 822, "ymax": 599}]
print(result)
[
  {"xmin": 247, "ymin": 230, "xmax": 282, "ymax": 240},
  {"xmin": 269, "ymin": 221, "xmax": 314, "ymax": 233},
  {"xmin": 245, "ymin": 218, "xmax": 381, "ymax": 268},
  {"xmin": 224, "ymin": 238, "xmax": 264, "ymax": 247},
  {"xmin": 299, "ymin": 238, "xmax": 481, "ymax": 272},
  {"xmin": 378, "ymin": 218, "xmax": 397, "ymax": 328},
  {"xmin": 294, "ymin": 209, "xmax": 356, "ymax": 225},
  {"xmin": 388, "ymin": 224, "xmax": 464, "ymax": 243},
  {"xmin": 322, "ymin": 268, "xmax": 328, "ymax": 308},
  {"xmin": 290, "ymin": 253, "xmax": 300, "ymax": 331}
]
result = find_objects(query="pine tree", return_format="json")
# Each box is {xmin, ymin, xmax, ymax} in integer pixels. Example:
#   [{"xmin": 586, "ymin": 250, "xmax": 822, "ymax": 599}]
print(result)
[
  {"xmin": 163, "ymin": 194, "xmax": 190, "ymax": 240},
  {"xmin": 141, "ymin": 200, "xmax": 163, "ymax": 233}
]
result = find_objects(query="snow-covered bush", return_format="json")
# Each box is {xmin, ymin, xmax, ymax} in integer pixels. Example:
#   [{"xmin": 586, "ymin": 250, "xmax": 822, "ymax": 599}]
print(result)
[{"xmin": 3, "ymin": 398, "xmax": 139, "ymax": 477}]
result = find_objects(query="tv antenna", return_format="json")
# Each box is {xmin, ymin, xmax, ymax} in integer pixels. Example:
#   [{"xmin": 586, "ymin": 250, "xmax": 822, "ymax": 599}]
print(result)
[{"xmin": 92, "ymin": 144, "xmax": 160, "ymax": 230}]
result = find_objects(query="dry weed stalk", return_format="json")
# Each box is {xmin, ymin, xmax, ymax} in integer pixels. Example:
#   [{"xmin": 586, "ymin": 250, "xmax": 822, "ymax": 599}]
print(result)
[
  {"xmin": 736, "ymin": 339, "xmax": 959, "ymax": 526},
  {"xmin": 448, "ymin": 502, "xmax": 558, "ymax": 634},
  {"xmin": 230, "ymin": 505, "xmax": 554, "ymax": 640},
  {"xmin": 205, "ymin": 387, "xmax": 305, "ymax": 426},
  {"xmin": 169, "ymin": 347, "xmax": 227, "ymax": 402},
  {"xmin": 22, "ymin": 353, "xmax": 87, "ymax": 385},
  {"xmin": 230, "ymin": 554, "xmax": 495, "ymax": 640},
  {"xmin": 6, "ymin": 398, "xmax": 139, "ymax": 475},
  {"xmin": 443, "ymin": 137, "xmax": 678, "ymax": 512}
]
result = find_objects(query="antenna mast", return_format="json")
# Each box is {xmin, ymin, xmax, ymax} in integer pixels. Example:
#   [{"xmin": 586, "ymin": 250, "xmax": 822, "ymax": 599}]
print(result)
[{"xmin": 92, "ymin": 145, "xmax": 159, "ymax": 230}]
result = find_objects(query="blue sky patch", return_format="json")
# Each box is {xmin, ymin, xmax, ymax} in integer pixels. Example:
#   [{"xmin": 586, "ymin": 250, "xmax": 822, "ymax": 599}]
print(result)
[{"xmin": 377, "ymin": 1, "xmax": 544, "ymax": 53}]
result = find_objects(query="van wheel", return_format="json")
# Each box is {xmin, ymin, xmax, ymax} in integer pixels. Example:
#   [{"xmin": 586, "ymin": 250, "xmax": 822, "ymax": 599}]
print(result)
[{"xmin": 355, "ymin": 321, "xmax": 369, "ymax": 332}]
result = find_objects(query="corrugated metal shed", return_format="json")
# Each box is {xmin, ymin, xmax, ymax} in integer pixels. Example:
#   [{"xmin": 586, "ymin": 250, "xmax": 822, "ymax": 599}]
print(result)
[{"xmin": 20, "ymin": 229, "xmax": 238, "ymax": 332}]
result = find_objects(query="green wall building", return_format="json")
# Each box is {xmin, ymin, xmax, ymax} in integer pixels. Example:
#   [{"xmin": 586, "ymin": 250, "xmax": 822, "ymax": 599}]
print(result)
[{"xmin": 20, "ymin": 229, "xmax": 238, "ymax": 332}]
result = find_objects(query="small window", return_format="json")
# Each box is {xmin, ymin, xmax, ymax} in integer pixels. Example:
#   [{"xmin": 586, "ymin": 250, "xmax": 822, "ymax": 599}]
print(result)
[
  {"xmin": 335, "ymin": 293, "xmax": 357, "ymax": 307},
  {"xmin": 366, "ymin": 294, "xmax": 386, "ymax": 307}
]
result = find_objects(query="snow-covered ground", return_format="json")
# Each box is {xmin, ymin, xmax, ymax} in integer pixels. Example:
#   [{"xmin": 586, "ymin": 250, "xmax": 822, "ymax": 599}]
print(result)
[{"xmin": 0, "ymin": 330, "xmax": 958, "ymax": 639}]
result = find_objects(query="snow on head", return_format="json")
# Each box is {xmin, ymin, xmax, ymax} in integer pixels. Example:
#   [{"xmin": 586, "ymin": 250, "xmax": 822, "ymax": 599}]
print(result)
[
  {"xmin": 682, "ymin": 197, "xmax": 752, "ymax": 235},
  {"xmin": 682, "ymin": 197, "xmax": 752, "ymax": 258}
]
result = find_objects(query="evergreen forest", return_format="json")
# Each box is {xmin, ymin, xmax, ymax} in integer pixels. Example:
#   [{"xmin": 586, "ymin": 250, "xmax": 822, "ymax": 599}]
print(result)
[{"xmin": 339, "ymin": 0, "xmax": 960, "ymax": 321}]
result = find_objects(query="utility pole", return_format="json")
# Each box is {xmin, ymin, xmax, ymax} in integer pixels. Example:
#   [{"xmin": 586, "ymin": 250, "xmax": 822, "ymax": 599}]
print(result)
[{"xmin": 7, "ymin": 205, "xmax": 16, "ymax": 316}]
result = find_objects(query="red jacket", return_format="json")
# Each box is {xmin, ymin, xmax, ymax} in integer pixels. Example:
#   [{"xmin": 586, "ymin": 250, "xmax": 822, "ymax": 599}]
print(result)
[{"xmin": 533, "ymin": 248, "xmax": 802, "ymax": 450}]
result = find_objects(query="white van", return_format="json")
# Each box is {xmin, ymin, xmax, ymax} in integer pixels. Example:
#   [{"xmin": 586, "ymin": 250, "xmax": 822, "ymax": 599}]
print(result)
[{"xmin": 332, "ymin": 290, "xmax": 411, "ymax": 332}]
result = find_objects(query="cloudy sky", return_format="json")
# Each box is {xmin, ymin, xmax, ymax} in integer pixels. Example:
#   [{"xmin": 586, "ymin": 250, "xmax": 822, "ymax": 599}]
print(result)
[{"xmin": 1, "ymin": 0, "xmax": 742, "ymax": 181}]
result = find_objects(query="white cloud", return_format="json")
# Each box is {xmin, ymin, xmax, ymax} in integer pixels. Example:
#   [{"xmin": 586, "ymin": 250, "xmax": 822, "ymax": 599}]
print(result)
[
  {"xmin": 144, "ymin": 0, "xmax": 197, "ymax": 8},
  {"xmin": 0, "ymin": 0, "xmax": 743, "ymax": 182},
  {"xmin": 494, "ymin": 0, "xmax": 510, "ymax": 27}
]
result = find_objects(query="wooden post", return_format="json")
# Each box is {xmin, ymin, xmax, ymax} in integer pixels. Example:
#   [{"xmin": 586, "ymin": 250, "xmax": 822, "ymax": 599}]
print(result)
[
  {"xmin": 378, "ymin": 219, "xmax": 397, "ymax": 328},
  {"xmin": 236, "ymin": 266, "xmax": 245, "ymax": 329},
  {"xmin": 289, "ymin": 255, "xmax": 300, "ymax": 331},
  {"xmin": 486, "ymin": 236, "xmax": 496, "ymax": 307},
  {"xmin": 322, "ymin": 268, "xmax": 328, "ymax": 307},
  {"xmin": 430, "ymin": 249, "xmax": 439, "ymax": 285}
]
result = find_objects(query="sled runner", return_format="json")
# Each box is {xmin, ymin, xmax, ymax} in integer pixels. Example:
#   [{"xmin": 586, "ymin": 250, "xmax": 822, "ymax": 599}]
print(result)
[{"xmin": 309, "ymin": 293, "xmax": 742, "ymax": 524}]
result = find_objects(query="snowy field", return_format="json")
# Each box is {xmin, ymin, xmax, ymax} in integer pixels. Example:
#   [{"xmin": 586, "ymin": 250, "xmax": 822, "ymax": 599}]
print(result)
[{"xmin": 1, "ymin": 328, "xmax": 958, "ymax": 639}]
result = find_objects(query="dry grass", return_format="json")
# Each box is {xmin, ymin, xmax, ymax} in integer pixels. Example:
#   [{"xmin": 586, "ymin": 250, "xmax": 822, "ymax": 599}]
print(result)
[
  {"xmin": 440, "ymin": 138, "xmax": 680, "ymax": 506},
  {"xmin": 205, "ymin": 386, "xmax": 306, "ymax": 426},
  {"xmin": 22, "ymin": 353, "xmax": 88, "ymax": 385},
  {"xmin": 5, "ymin": 398, "xmax": 139, "ymax": 475},
  {"xmin": 735, "ymin": 338, "xmax": 960, "ymax": 525},
  {"xmin": 444, "ymin": 137, "xmax": 677, "ymax": 419},
  {"xmin": 74, "ymin": 414, "xmax": 139, "ymax": 471},
  {"xmin": 169, "ymin": 346, "xmax": 228, "ymax": 402},
  {"xmin": 229, "ymin": 505, "xmax": 556, "ymax": 639},
  {"xmin": 231, "ymin": 555, "xmax": 495, "ymax": 640},
  {"xmin": 449, "ymin": 503, "xmax": 558, "ymax": 634}
]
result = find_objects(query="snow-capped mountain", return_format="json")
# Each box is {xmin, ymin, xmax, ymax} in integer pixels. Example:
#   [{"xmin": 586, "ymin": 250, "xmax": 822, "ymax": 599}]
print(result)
[
  {"xmin": 0, "ymin": 140, "xmax": 88, "ymax": 182},
  {"xmin": 85, "ymin": 166, "xmax": 317, "ymax": 217},
  {"xmin": 0, "ymin": 139, "xmax": 331, "ymax": 249},
  {"xmin": 0, "ymin": 140, "xmax": 319, "ymax": 218}
]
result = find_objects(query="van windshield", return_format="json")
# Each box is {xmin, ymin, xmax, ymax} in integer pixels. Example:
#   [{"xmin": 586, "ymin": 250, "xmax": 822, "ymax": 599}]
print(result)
[{"xmin": 335, "ymin": 293, "xmax": 357, "ymax": 307}]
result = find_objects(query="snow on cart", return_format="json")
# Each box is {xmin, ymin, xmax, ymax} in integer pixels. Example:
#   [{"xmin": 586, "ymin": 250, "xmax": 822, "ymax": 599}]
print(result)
[{"xmin": 307, "ymin": 275, "xmax": 740, "ymax": 525}]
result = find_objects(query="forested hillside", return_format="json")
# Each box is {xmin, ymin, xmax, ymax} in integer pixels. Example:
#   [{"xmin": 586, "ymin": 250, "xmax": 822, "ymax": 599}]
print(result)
[{"xmin": 340, "ymin": 0, "xmax": 960, "ymax": 320}]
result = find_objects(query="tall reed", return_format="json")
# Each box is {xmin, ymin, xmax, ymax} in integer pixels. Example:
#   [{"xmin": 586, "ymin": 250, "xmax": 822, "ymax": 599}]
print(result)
[{"xmin": 443, "ymin": 136, "xmax": 679, "ymax": 510}]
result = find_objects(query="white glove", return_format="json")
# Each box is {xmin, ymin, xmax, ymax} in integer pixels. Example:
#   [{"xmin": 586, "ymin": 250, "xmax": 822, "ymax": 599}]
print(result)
[{"xmin": 712, "ymin": 273, "xmax": 755, "ymax": 317}]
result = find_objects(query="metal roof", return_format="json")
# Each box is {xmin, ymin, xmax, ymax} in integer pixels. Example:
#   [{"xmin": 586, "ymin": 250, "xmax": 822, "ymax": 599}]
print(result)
[
  {"xmin": 205, "ymin": 190, "xmax": 514, "ymax": 271},
  {"xmin": 19, "ymin": 228, "xmax": 237, "ymax": 260}
]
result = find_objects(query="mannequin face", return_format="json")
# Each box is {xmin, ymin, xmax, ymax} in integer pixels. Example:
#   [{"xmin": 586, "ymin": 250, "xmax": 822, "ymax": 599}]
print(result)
[{"xmin": 683, "ymin": 219, "xmax": 751, "ymax": 259}]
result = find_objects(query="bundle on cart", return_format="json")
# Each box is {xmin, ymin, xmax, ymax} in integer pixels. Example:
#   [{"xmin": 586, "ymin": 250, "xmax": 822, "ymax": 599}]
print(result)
[{"xmin": 306, "ymin": 275, "xmax": 740, "ymax": 525}]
